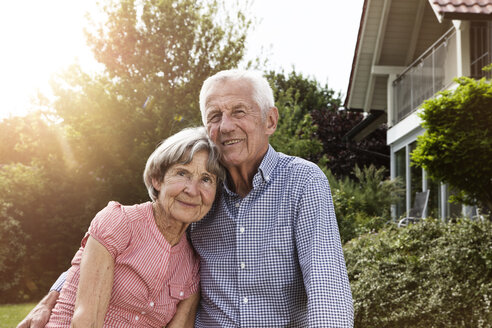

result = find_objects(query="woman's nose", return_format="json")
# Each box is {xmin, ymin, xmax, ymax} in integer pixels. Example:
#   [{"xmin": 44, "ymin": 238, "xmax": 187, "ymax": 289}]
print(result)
[{"xmin": 184, "ymin": 180, "xmax": 199, "ymax": 196}]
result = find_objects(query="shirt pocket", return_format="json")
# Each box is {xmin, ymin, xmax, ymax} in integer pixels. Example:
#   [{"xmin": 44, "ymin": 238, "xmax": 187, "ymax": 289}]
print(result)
[
  {"xmin": 267, "ymin": 225, "xmax": 297, "ymax": 282},
  {"xmin": 169, "ymin": 283, "xmax": 193, "ymax": 301},
  {"xmin": 270, "ymin": 225, "xmax": 295, "ymax": 255}
]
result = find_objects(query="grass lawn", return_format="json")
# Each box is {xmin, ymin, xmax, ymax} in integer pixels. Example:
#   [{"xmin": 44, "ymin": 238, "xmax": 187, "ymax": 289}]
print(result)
[{"xmin": 0, "ymin": 303, "xmax": 35, "ymax": 328}]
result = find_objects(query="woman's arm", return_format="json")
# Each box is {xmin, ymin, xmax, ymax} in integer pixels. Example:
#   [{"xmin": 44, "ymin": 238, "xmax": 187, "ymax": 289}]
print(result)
[
  {"xmin": 71, "ymin": 236, "xmax": 114, "ymax": 328},
  {"xmin": 166, "ymin": 291, "xmax": 200, "ymax": 328}
]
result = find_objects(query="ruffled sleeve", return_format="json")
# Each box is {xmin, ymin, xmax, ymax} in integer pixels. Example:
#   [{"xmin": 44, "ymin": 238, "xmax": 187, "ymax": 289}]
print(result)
[{"xmin": 86, "ymin": 201, "xmax": 131, "ymax": 260}]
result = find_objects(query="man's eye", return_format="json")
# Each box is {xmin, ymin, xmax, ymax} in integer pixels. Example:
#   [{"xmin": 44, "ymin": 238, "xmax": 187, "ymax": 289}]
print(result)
[
  {"xmin": 208, "ymin": 113, "xmax": 221, "ymax": 123},
  {"xmin": 177, "ymin": 170, "xmax": 186, "ymax": 176}
]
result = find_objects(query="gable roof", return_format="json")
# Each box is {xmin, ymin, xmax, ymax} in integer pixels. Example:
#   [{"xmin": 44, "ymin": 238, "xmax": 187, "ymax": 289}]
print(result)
[
  {"xmin": 344, "ymin": 0, "xmax": 492, "ymax": 112},
  {"xmin": 429, "ymin": 0, "xmax": 492, "ymax": 22}
]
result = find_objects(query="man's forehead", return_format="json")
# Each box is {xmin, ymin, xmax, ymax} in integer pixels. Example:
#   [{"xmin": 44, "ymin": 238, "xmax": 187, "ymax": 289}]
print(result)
[{"xmin": 205, "ymin": 98, "xmax": 250, "ymax": 110}]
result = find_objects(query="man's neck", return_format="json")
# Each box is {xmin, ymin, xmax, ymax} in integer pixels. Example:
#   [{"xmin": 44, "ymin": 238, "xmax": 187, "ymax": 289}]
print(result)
[
  {"xmin": 223, "ymin": 146, "xmax": 270, "ymax": 198},
  {"xmin": 226, "ymin": 165, "xmax": 257, "ymax": 198}
]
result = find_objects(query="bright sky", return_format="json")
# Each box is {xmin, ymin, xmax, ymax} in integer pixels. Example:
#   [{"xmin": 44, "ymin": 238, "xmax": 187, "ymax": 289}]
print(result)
[{"xmin": 0, "ymin": 0, "xmax": 364, "ymax": 120}]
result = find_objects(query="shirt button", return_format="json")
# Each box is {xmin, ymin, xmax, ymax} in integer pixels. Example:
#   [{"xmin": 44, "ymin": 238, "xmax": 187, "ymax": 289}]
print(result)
[
  {"xmin": 240, "ymin": 227, "xmax": 245, "ymax": 233},
  {"xmin": 179, "ymin": 291, "xmax": 184, "ymax": 297},
  {"xmin": 235, "ymin": 202, "xmax": 240, "ymax": 208},
  {"xmin": 135, "ymin": 315, "xmax": 139, "ymax": 321},
  {"xmin": 150, "ymin": 301, "xmax": 154, "ymax": 307},
  {"xmin": 141, "ymin": 311, "xmax": 146, "ymax": 315},
  {"xmin": 243, "ymin": 297, "xmax": 248, "ymax": 303},
  {"xmin": 240, "ymin": 262, "xmax": 246, "ymax": 269}
]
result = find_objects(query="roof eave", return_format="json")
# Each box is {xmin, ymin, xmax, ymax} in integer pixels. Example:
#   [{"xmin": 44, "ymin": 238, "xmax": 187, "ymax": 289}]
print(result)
[{"xmin": 344, "ymin": 0, "xmax": 369, "ymax": 110}]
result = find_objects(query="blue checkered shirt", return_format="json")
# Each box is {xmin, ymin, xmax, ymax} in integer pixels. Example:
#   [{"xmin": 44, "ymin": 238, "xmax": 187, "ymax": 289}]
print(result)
[{"xmin": 190, "ymin": 146, "xmax": 354, "ymax": 327}]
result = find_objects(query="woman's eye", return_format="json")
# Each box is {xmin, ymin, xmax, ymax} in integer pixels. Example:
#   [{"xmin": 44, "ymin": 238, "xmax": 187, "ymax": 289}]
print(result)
[{"xmin": 177, "ymin": 170, "xmax": 186, "ymax": 177}]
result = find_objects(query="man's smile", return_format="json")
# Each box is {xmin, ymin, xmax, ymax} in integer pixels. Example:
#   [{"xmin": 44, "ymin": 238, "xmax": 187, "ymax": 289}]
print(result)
[{"xmin": 222, "ymin": 138, "xmax": 244, "ymax": 146}]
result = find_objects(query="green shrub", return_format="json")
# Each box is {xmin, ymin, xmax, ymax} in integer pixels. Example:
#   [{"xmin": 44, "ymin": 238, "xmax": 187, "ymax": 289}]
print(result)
[
  {"xmin": 344, "ymin": 218, "xmax": 492, "ymax": 328},
  {"xmin": 325, "ymin": 165, "xmax": 403, "ymax": 243},
  {"xmin": 0, "ymin": 202, "xmax": 26, "ymax": 294}
]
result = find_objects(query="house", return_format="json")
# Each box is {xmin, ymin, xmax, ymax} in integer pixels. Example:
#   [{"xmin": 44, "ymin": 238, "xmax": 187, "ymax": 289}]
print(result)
[{"xmin": 344, "ymin": 0, "xmax": 492, "ymax": 219}]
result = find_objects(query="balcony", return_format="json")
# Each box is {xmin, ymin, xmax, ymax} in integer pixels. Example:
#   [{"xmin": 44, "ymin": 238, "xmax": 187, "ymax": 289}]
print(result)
[{"xmin": 392, "ymin": 28, "xmax": 457, "ymax": 125}]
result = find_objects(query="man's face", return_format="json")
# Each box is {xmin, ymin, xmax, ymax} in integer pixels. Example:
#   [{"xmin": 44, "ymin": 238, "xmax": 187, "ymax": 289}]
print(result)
[{"xmin": 203, "ymin": 79, "xmax": 277, "ymax": 170}]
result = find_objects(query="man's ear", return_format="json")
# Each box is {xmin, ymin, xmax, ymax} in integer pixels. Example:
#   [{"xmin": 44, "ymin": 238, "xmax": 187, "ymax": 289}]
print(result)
[{"xmin": 265, "ymin": 106, "xmax": 279, "ymax": 136}]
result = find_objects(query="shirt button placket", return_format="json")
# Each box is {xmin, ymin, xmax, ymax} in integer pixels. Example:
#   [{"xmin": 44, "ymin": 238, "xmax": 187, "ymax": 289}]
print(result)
[{"xmin": 236, "ymin": 198, "xmax": 249, "ymax": 317}]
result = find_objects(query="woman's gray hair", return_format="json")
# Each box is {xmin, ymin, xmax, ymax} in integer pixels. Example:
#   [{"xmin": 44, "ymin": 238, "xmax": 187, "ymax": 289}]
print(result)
[
  {"xmin": 143, "ymin": 127, "xmax": 224, "ymax": 201},
  {"xmin": 199, "ymin": 69, "xmax": 275, "ymax": 125}
]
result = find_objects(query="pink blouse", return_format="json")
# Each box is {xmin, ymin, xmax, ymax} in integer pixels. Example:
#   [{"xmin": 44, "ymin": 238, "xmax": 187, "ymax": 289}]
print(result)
[{"xmin": 46, "ymin": 201, "xmax": 200, "ymax": 327}]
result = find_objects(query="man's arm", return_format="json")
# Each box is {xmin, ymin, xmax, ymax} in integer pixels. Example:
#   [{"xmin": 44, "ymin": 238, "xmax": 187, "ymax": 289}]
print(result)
[
  {"xmin": 17, "ymin": 270, "xmax": 68, "ymax": 328},
  {"xmin": 167, "ymin": 291, "xmax": 200, "ymax": 328},
  {"xmin": 71, "ymin": 235, "xmax": 114, "ymax": 328},
  {"xmin": 16, "ymin": 291, "xmax": 59, "ymax": 328},
  {"xmin": 296, "ymin": 173, "xmax": 354, "ymax": 327}
]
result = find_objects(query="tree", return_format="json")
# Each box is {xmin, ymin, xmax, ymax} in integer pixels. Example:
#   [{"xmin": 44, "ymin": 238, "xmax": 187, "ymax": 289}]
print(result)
[
  {"xmin": 268, "ymin": 79, "xmax": 323, "ymax": 159},
  {"xmin": 265, "ymin": 69, "xmax": 341, "ymax": 114},
  {"xmin": 0, "ymin": 0, "xmax": 252, "ymax": 302},
  {"xmin": 411, "ymin": 77, "xmax": 492, "ymax": 212},
  {"xmin": 49, "ymin": 0, "xmax": 251, "ymax": 204},
  {"xmin": 311, "ymin": 109, "xmax": 389, "ymax": 179},
  {"xmin": 266, "ymin": 70, "xmax": 389, "ymax": 177}
]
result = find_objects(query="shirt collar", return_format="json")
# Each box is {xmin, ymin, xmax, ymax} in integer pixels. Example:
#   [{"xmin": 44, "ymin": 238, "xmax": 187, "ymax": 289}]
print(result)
[
  {"xmin": 222, "ymin": 144, "xmax": 279, "ymax": 195},
  {"xmin": 257, "ymin": 145, "xmax": 278, "ymax": 184}
]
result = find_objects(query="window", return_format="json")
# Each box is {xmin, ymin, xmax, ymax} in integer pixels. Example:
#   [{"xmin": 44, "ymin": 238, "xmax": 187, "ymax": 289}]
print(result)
[
  {"xmin": 470, "ymin": 21, "xmax": 492, "ymax": 79},
  {"xmin": 395, "ymin": 148, "xmax": 406, "ymax": 218},
  {"xmin": 409, "ymin": 142, "xmax": 423, "ymax": 206}
]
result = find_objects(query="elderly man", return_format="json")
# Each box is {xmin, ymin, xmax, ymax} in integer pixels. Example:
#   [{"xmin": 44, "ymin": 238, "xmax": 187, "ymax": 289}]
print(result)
[{"xmin": 18, "ymin": 70, "xmax": 353, "ymax": 327}]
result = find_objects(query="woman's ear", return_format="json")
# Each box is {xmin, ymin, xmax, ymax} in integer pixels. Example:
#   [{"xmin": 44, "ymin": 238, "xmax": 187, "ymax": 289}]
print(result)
[{"xmin": 152, "ymin": 178, "xmax": 162, "ymax": 191}]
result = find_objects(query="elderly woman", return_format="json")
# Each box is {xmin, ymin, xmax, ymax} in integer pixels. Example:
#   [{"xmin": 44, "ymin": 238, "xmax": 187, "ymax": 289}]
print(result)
[{"xmin": 44, "ymin": 127, "xmax": 224, "ymax": 328}]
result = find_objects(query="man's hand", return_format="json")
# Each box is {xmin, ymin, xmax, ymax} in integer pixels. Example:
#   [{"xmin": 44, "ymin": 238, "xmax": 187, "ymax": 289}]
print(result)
[{"xmin": 17, "ymin": 290, "xmax": 59, "ymax": 328}]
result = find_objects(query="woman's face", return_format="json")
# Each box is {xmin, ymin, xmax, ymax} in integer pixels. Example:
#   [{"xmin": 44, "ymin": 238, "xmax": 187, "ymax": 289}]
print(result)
[{"xmin": 152, "ymin": 150, "xmax": 217, "ymax": 224}]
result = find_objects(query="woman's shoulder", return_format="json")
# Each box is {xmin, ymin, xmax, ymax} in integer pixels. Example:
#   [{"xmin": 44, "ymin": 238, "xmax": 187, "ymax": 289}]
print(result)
[
  {"xmin": 120, "ymin": 201, "xmax": 153, "ymax": 223},
  {"xmin": 96, "ymin": 201, "xmax": 152, "ymax": 223}
]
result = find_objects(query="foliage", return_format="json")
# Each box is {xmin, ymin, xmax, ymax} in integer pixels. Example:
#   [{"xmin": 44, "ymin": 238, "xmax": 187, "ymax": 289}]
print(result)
[
  {"xmin": 266, "ymin": 70, "xmax": 389, "ymax": 178},
  {"xmin": 50, "ymin": 0, "xmax": 251, "ymax": 205},
  {"xmin": 0, "ymin": 159, "xmax": 93, "ymax": 303},
  {"xmin": 311, "ymin": 109, "xmax": 389, "ymax": 179},
  {"xmin": 411, "ymin": 77, "xmax": 492, "ymax": 212},
  {"xmin": 85, "ymin": 0, "xmax": 250, "ymax": 124},
  {"xmin": 269, "ymin": 83, "xmax": 323, "ymax": 158},
  {"xmin": 0, "ymin": 0, "xmax": 251, "ymax": 303},
  {"xmin": 265, "ymin": 69, "xmax": 341, "ymax": 114},
  {"xmin": 0, "ymin": 202, "xmax": 25, "ymax": 294},
  {"xmin": 344, "ymin": 218, "xmax": 492, "ymax": 328},
  {"xmin": 325, "ymin": 165, "xmax": 403, "ymax": 243}
]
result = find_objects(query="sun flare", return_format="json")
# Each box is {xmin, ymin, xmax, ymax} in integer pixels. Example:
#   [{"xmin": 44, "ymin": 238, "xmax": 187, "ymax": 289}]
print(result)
[{"xmin": 0, "ymin": 0, "xmax": 98, "ymax": 120}]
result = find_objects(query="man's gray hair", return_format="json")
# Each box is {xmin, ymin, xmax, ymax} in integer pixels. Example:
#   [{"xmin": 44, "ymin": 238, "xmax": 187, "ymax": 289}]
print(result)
[
  {"xmin": 199, "ymin": 69, "xmax": 275, "ymax": 125},
  {"xmin": 143, "ymin": 127, "xmax": 224, "ymax": 201}
]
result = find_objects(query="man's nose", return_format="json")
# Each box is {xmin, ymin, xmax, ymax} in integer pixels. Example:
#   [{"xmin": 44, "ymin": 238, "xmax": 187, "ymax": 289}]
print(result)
[{"xmin": 219, "ymin": 113, "xmax": 235, "ymax": 133}]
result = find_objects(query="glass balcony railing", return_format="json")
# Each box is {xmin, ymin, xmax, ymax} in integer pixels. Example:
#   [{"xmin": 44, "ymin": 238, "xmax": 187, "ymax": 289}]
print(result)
[{"xmin": 392, "ymin": 28, "xmax": 457, "ymax": 125}]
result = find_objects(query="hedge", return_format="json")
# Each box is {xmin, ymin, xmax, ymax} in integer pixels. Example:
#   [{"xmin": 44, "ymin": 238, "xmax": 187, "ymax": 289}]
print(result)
[{"xmin": 344, "ymin": 218, "xmax": 492, "ymax": 328}]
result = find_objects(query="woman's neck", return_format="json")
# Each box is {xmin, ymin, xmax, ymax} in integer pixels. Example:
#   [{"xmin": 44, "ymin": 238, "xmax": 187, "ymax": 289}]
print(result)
[{"xmin": 152, "ymin": 202, "xmax": 189, "ymax": 246}]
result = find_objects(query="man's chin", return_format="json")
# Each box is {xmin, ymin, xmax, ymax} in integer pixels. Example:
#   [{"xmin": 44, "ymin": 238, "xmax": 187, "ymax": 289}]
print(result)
[{"xmin": 220, "ymin": 155, "xmax": 245, "ymax": 168}]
